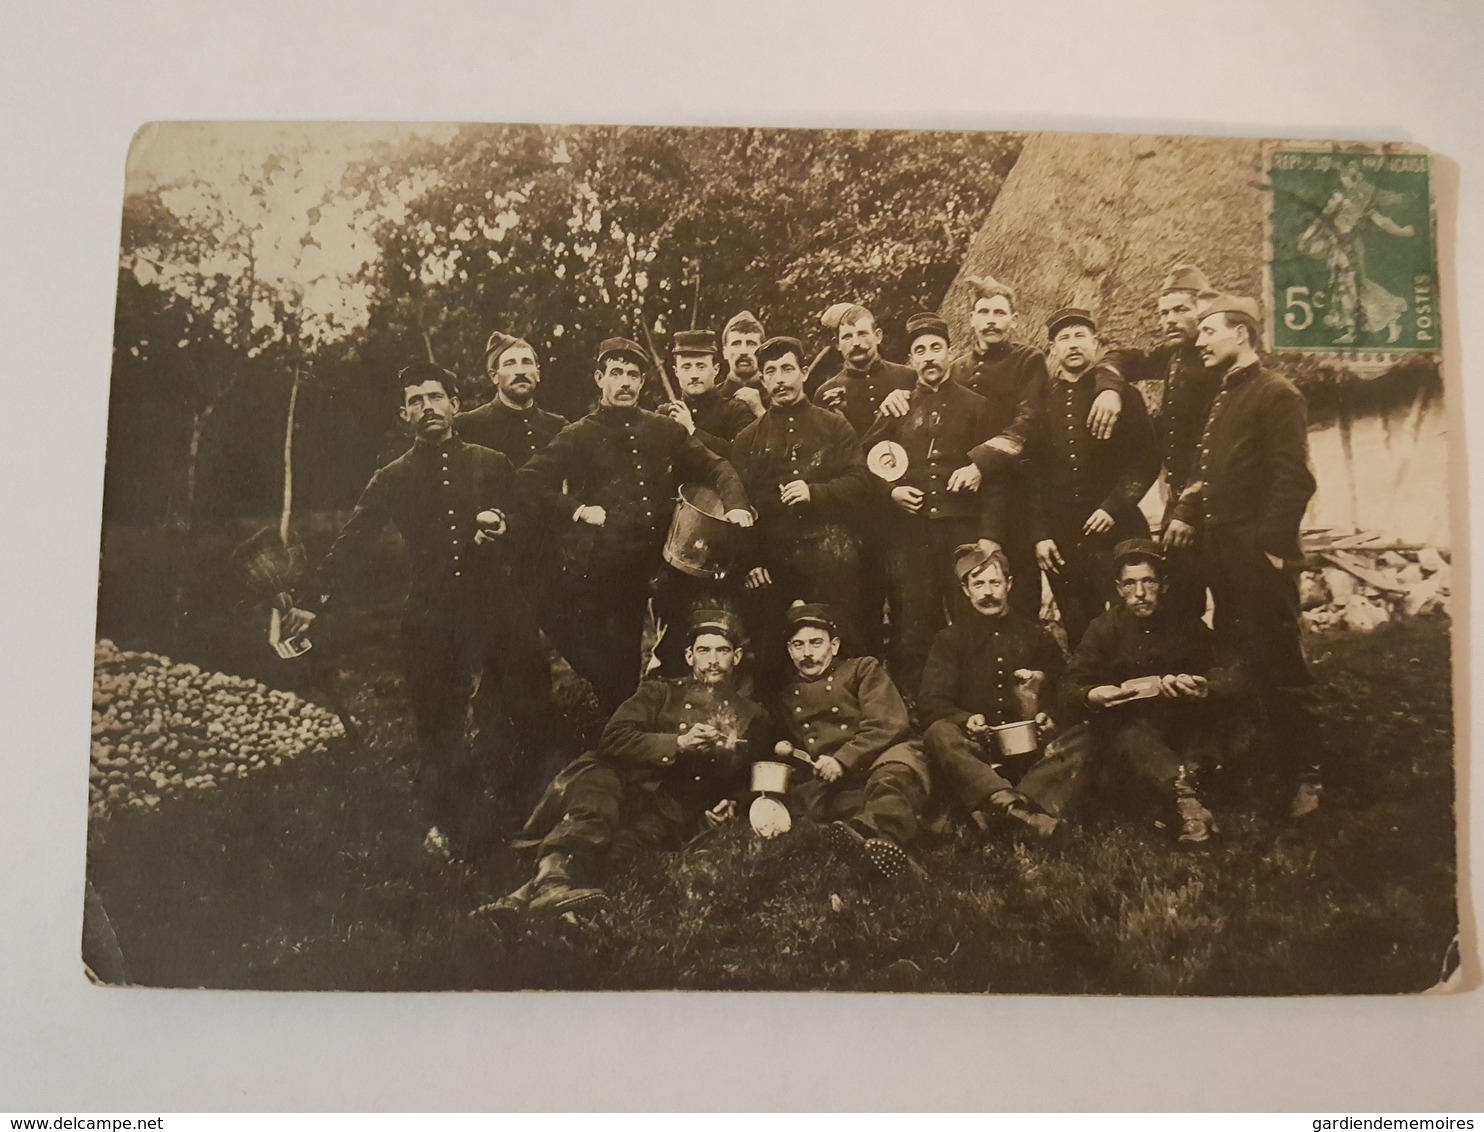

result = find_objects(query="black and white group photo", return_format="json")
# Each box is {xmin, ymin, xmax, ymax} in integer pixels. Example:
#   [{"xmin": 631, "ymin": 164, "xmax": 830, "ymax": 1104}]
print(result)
[{"xmin": 84, "ymin": 122, "xmax": 1458, "ymax": 994}]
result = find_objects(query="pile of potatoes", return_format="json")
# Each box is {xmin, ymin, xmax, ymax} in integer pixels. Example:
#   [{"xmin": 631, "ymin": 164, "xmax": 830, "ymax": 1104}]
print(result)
[{"xmin": 89, "ymin": 638, "xmax": 344, "ymax": 815}]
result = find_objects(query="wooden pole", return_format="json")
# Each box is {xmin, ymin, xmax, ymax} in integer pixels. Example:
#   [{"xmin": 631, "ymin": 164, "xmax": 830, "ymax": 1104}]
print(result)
[{"xmin": 280, "ymin": 366, "xmax": 300, "ymax": 545}]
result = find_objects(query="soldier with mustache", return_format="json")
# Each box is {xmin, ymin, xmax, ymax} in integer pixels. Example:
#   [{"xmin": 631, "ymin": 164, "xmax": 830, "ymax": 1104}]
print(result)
[
  {"xmin": 862, "ymin": 312, "xmax": 1002, "ymax": 695},
  {"xmin": 1027, "ymin": 308, "xmax": 1160, "ymax": 649},
  {"xmin": 455, "ymin": 331, "xmax": 569, "ymax": 468},
  {"xmin": 492, "ymin": 611, "xmax": 767, "ymax": 917},
  {"xmin": 719, "ymin": 310, "xmax": 768, "ymax": 420},
  {"xmin": 518, "ymin": 338, "xmax": 752, "ymax": 712},
  {"xmin": 282, "ymin": 362, "xmax": 552, "ymax": 858},
  {"xmin": 661, "ymin": 328, "xmax": 757, "ymax": 458}
]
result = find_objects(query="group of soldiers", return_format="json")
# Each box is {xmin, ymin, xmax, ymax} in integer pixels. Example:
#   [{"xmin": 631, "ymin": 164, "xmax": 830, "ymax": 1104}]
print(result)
[{"xmin": 282, "ymin": 263, "xmax": 1323, "ymax": 918}]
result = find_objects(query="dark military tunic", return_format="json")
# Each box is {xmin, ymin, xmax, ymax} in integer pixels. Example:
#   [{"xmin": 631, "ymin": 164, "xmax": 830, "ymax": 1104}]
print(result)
[
  {"xmin": 454, "ymin": 397, "xmax": 568, "ymax": 469},
  {"xmin": 813, "ymin": 356, "xmax": 917, "ymax": 437},
  {"xmin": 1170, "ymin": 362, "xmax": 1318, "ymax": 757},
  {"xmin": 313, "ymin": 437, "xmax": 551, "ymax": 852},
  {"xmin": 684, "ymin": 388, "xmax": 757, "ymax": 458},
  {"xmin": 1026, "ymin": 362, "xmax": 1161, "ymax": 647},
  {"xmin": 1114, "ymin": 343, "xmax": 1220, "ymax": 500}
]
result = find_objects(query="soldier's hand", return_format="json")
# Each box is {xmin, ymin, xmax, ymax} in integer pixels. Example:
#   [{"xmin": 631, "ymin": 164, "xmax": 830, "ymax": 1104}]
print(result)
[
  {"xmin": 879, "ymin": 388, "xmax": 912, "ymax": 418},
  {"xmin": 678, "ymin": 723, "xmax": 722, "ymax": 753},
  {"xmin": 745, "ymin": 567, "xmax": 772, "ymax": 589},
  {"xmin": 947, "ymin": 463, "xmax": 982, "ymax": 493},
  {"xmin": 473, "ymin": 508, "xmax": 507, "ymax": 543},
  {"xmin": 1088, "ymin": 684, "xmax": 1128, "ymax": 707},
  {"xmin": 1163, "ymin": 519, "xmax": 1195, "ymax": 550},
  {"xmin": 666, "ymin": 400, "xmax": 696, "ymax": 435},
  {"xmin": 818, "ymin": 386, "xmax": 846, "ymax": 411},
  {"xmin": 1035, "ymin": 539, "xmax": 1064, "ymax": 573},
  {"xmin": 1158, "ymin": 674, "xmax": 1184, "ymax": 698},
  {"xmin": 724, "ymin": 508, "xmax": 754, "ymax": 528},
  {"xmin": 733, "ymin": 385, "xmax": 765, "ymax": 418},
  {"xmin": 1083, "ymin": 508, "xmax": 1114, "ymax": 536},
  {"xmin": 779, "ymin": 479, "xmax": 811, "ymax": 506},
  {"xmin": 1087, "ymin": 388, "xmax": 1122, "ymax": 440},
  {"xmin": 574, "ymin": 504, "xmax": 606, "ymax": 526},
  {"xmin": 281, "ymin": 606, "xmax": 316, "ymax": 637},
  {"xmin": 1034, "ymin": 711, "xmax": 1056, "ymax": 736},
  {"xmin": 965, "ymin": 713, "xmax": 989, "ymax": 735},
  {"xmin": 1174, "ymin": 673, "xmax": 1209, "ymax": 699},
  {"xmin": 814, "ymin": 755, "xmax": 844, "ymax": 783},
  {"xmin": 703, "ymin": 799, "xmax": 737, "ymax": 828},
  {"xmin": 891, "ymin": 485, "xmax": 924, "ymax": 514}
]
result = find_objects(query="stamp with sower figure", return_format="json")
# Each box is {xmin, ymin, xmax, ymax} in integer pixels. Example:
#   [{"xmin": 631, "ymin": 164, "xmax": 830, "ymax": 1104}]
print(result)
[{"xmin": 1265, "ymin": 145, "xmax": 1438, "ymax": 358}]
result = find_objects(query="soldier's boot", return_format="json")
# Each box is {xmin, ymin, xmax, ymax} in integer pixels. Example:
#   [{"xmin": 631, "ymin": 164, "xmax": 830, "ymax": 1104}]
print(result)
[
  {"xmin": 526, "ymin": 851, "xmax": 609, "ymax": 917},
  {"xmin": 985, "ymin": 789, "xmax": 1059, "ymax": 839},
  {"xmin": 474, "ymin": 879, "xmax": 535, "ymax": 923},
  {"xmin": 1173, "ymin": 767, "xmax": 1216, "ymax": 846},
  {"xmin": 825, "ymin": 821, "xmax": 926, "ymax": 881}
]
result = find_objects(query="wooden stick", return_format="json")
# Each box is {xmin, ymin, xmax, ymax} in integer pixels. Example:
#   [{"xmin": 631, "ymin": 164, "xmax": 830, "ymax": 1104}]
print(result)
[{"xmin": 279, "ymin": 365, "xmax": 300, "ymax": 546}]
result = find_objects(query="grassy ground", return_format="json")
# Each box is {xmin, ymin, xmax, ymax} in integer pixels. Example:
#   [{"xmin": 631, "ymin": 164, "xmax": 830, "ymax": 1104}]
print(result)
[{"xmin": 85, "ymin": 521, "xmax": 1459, "ymax": 994}]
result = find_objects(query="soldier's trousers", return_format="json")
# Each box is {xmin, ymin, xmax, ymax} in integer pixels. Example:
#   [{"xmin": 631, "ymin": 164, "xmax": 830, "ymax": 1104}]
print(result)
[
  {"xmin": 1098, "ymin": 713, "xmax": 1222, "ymax": 799},
  {"xmin": 535, "ymin": 755, "xmax": 695, "ymax": 871},
  {"xmin": 1203, "ymin": 523, "xmax": 1319, "ymax": 778},
  {"xmin": 546, "ymin": 568, "xmax": 650, "ymax": 715},
  {"xmin": 792, "ymin": 742, "xmax": 931, "ymax": 846},
  {"xmin": 400, "ymin": 604, "xmax": 555, "ymax": 854},
  {"xmin": 1158, "ymin": 502, "xmax": 1211, "ymax": 623},
  {"xmin": 924, "ymin": 718, "xmax": 1091, "ymax": 819},
  {"xmin": 885, "ymin": 515, "xmax": 978, "ymax": 698}
]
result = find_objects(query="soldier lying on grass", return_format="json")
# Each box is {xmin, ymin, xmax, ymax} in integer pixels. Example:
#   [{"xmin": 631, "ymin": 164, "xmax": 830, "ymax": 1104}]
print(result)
[{"xmin": 489, "ymin": 611, "xmax": 767, "ymax": 918}]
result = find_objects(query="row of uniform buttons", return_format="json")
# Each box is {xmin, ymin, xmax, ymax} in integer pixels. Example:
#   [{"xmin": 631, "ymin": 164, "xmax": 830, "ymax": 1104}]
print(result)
[
  {"xmin": 624, "ymin": 424, "xmax": 655, "ymax": 522},
  {"xmin": 440, "ymin": 447, "xmax": 463, "ymax": 579},
  {"xmin": 1196, "ymin": 386, "xmax": 1229, "ymax": 524}
]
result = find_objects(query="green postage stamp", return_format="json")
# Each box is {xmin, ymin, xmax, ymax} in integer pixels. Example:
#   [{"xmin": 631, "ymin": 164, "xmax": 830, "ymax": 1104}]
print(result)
[{"xmin": 1266, "ymin": 146, "xmax": 1439, "ymax": 356}]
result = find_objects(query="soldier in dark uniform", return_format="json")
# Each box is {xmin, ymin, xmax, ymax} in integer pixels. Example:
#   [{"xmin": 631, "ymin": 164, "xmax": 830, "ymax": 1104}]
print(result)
[
  {"xmin": 662, "ymin": 328, "xmax": 757, "ymax": 458},
  {"xmin": 918, "ymin": 543, "xmax": 1075, "ymax": 839},
  {"xmin": 454, "ymin": 331, "xmax": 569, "ymax": 467},
  {"xmin": 811, "ymin": 303, "xmax": 916, "ymax": 658},
  {"xmin": 518, "ymin": 337, "xmax": 751, "ymax": 713},
  {"xmin": 1066, "ymin": 539, "xmax": 1243, "ymax": 845},
  {"xmin": 283, "ymin": 362, "xmax": 553, "ymax": 857},
  {"xmin": 1166, "ymin": 295, "xmax": 1322, "ymax": 817},
  {"xmin": 455, "ymin": 331, "xmax": 570, "ymax": 641},
  {"xmin": 862, "ymin": 312, "xmax": 1004, "ymax": 696},
  {"xmin": 719, "ymin": 309, "xmax": 768, "ymax": 420},
  {"xmin": 730, "ymin": 335, "xmax": 872, "ymax": 693},
  {"xmin": 1027, "ymin": 307, "xmax": 1160, "ymax": 650},
  {"xmin": 1110, "ymin": 265, "xmax": 1224, "ymax": 621},
  {"xmin": 493, "ymin": 611, "xmax": 768, "ymax": 917},
  {"xmin": 776, "ymin": 603, "xmax": 931, "ymax": 880}
]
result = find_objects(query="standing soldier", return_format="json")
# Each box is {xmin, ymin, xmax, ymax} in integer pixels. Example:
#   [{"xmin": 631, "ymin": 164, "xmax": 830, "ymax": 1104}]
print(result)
[
  {"xmin": 1166, "ymin": 295, "xmax": 1322, "ymax": 816},
  {"xmin": 730, "ymin": 335, "xmax": 872, "ymax": 693},
  {"xmin": 519, "ymin": 338, "xmax": 752, "ymax": 713},
  {"xmin": 282, "ymin": 362, "xmax": 553, "ymax": 857},
  {"xmin": 493, "ymin": 611, "xmax": 767, "ymax": 917},
  {"xmin": 874, "ymin": 278, "xmax": 1126, "ymax": 621},
  {"xmin": 863, "ymin": 312, "xmax": 1003, "ymax": 696},
  {"xmin": 663, "ymin": 328, "xmax": 757, "ymax": 458},
  {"xmin": 776, "ymin": 603, "xmax": 931, "ymax": 880},
  {"xmin": 1028, "ymin": 308, "xmax": 1160, "ymax": 649},
  {"xmin": 1116, "ymin": 265, "xmax": 1224, "ymax": 620},
  {"xmin": 719, "ymin": 310, "xmax": 768, "ymax": 419},
  {"xmin": 455, "ymin": 331, "xmax": 569, "ymax": 468}
]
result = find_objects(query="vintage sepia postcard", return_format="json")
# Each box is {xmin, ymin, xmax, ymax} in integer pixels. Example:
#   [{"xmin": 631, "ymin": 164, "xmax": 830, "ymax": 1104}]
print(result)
[{"xmin": 84, "ymin": 121, "xmax": 1458, "ymax": 994}]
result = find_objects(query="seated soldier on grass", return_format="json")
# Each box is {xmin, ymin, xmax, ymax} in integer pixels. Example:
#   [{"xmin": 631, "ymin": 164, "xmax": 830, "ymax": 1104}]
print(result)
[
  {"xmin": 918, "ymin": 542, "xmax": 1083, "ymax": 840},
  {"xmin": 491, "ymin": 611, "xmax": 767, "ymax": 918},
  {"xmin": 775, "ymin": 602, "xmax": 932, "ymax": 881},
  {"xmin": 1065, "ymin": 539, "xmax": 1242, "ymax": 846}
]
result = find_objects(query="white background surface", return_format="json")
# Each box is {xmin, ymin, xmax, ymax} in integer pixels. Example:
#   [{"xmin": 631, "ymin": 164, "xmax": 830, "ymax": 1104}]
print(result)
[{"xmin": 1, "ymin": 0, "xmax": 1480, "ymax": 1112}]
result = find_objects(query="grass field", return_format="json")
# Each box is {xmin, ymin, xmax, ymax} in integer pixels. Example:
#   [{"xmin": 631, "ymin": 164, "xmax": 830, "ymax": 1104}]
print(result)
[{"xmin": 84, "ymin": 521, "xmax": 1460, "ymax": 995}]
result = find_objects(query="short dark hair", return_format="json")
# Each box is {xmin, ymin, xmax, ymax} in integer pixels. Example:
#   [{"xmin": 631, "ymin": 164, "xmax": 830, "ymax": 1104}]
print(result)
[
  {"xmin": 835, "ymin": 305, "xmax": 875, "ymax": 333},
  {"xmin": 1215, "ymin": 310, "xmax": 1261, "ymax": 349},
  {"xmin": 1118, "ymin": 554, "xmax": 1164, "ymax": 582},
  {"xmin": 398, "ymin": 361, "xmax": 459, "ymax": 402}
]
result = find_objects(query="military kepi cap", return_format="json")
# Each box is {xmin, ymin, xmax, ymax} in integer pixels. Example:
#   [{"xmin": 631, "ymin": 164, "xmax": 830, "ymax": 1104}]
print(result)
[
  {"xmin": 952, "ymin": 540, "xmax": 1007, "ymax": 582},
  {"xmin": 904, "ymin": 311, "xmax": 951, "ymax": 348},
  {"xmin": 672, "ymin": 329, "xmax": 719, "ymax": 356},
  {"xmin": 1199, "ymin": 293, "xmax": 1262, "ymax": 325},
  {"xmin": 596, "ymin": 336, "xmax": 650, "ymax": 369},
  {"xmin": 1160, "ymin": 264, "xmax": 1211, "ymax": 295},
  {"xmin": 1047, "ymin": 307, "xmax": 1097, "ymax": 339},
  {"xmin": 484, "ymin": 330, "xmax": 532, "ymax": 367},
  {"xmin": 1113, "ymin": 538, "xmax": 1165, "ymax": 572},
  {"xmin": 756, "ymin": 335, "xmax": 805, "ymax": 367},
  {"xmin": 785, "ymin": 600, "xmax": 837, "ymax": 636},
  {"xmin": 687, "ymin": 609, "xmax": 743, "ymax": 646}
]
